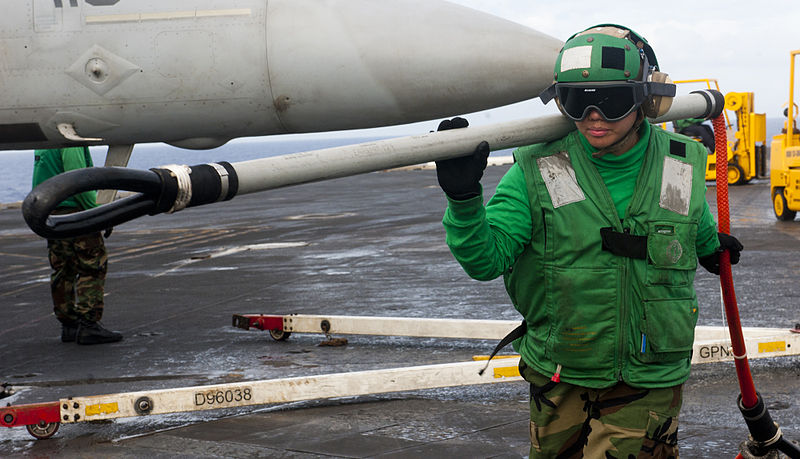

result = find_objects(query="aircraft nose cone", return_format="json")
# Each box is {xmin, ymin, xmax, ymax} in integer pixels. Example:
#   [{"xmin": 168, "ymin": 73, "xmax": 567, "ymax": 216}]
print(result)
[{"xmin": 266, "ymin": 0, "xmax": 563, "ymax": 132}]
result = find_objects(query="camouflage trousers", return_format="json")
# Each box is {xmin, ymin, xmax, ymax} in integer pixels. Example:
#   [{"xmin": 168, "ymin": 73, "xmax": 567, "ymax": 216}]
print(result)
[
  {"xmin": 520, "ymin": 360, "xmax": 682, "ymax": 459},
  {"xmin": 47, "ymin": 230, "xmax": 107, "ymax": 324}
]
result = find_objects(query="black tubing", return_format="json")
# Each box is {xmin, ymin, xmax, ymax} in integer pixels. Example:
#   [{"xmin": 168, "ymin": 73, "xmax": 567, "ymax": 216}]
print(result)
[
  {"xmin": 690, "ymin": 89, "xmax": 726, "ymax": 119},
  {"xmin": 23, "ymin": 167, "xmax": 162, "ymax": 239},
  {"xmin": 777, "ymin": 438, "xmax": 800, "ymax": 458},
  {"xmin": 738, "ymin": 393, "xmax": 800, "ymax": 458},
  {"xmin": 22, "ymin": 162, "xmax": 238, "ymax": 239},
  {"xmin": 738, "ymin": 393, "xmax": 779, "ymax": 446}
]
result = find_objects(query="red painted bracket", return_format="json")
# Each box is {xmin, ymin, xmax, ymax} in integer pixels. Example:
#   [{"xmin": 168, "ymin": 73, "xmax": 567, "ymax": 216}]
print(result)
[
  {"xmin": 0, "ymin": 401, "xmax": 60, "ymax": 428},
  {"xmin": 232, "ymin": 314, "xmax": 284, "ymax": 332}
]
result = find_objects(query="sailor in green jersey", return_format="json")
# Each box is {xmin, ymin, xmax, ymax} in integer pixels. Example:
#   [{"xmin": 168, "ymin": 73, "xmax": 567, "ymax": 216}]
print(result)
[
  {"xmin": 33, "ymin": 147, "xmax": 123, "ymax": 345},
  {"xmin": 435, "ymin": 25, "xmax": 743, "ymax": 457},
  {"xmin": 673, "ymin": 117, "xmax": 715, "ymax": 152}
]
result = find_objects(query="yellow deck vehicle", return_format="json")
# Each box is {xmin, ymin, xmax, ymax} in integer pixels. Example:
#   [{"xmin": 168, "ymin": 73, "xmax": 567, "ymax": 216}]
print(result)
[
  {"xmin": 670, "ymin": 79, "xmax": 768, "ymax": 185},
  {"xmin": 770, "ymin": 51, "xmax": 800, "ymax": 221}
]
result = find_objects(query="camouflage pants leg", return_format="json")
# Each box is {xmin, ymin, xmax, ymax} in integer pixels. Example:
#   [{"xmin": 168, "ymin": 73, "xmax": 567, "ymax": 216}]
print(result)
[
  {"xmin": 47, "ymin": 232, "xmax": 107, "ymax": 323},
  {"xmin": 520, "ymin": 360, "xmax": 682, "ymax": 459}
]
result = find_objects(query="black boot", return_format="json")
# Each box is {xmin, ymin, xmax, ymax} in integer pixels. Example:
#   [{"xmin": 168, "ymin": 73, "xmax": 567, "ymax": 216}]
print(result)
[
  {"xmin": 61, "ymin": 321, "xmax": 78, "ymax": 343},
  {"xmin": 76, "ymin": 320, "xmax": 123, "ymax": 345}
]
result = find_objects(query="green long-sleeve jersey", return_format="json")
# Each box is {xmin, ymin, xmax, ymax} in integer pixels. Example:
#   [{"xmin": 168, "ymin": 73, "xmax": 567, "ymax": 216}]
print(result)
[
  {"xmin": 32, "ymin": 147, "xmax": 98, "ymax": 211},
  {"xmin": 443, "ymin": 124, "xmax": 719, "ymax": 281}
]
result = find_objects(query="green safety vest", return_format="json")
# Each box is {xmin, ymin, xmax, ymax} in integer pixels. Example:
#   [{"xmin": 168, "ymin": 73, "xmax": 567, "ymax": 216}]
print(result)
[{"xmin": 507, "ymin": 128, "xmax": 708, "ymax": 389}]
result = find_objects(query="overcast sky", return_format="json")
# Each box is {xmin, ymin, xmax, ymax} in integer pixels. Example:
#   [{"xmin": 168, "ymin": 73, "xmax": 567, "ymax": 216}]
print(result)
[{"xmin": 444, "ymin": 0, "xmax": 800, "ymax": 125}]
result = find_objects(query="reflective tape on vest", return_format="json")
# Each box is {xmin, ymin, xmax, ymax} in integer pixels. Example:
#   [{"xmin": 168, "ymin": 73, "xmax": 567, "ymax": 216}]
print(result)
[
  {"xmin": 659, "ymin": 156, "xmax": 693, "ymax": 216},
  {"xmin": 537, "ymin": 151, "xmax": 586, "ymax": 208}
]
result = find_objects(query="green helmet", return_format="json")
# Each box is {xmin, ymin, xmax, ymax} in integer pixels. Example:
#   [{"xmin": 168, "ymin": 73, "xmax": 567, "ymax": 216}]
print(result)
[
  {"xmin": 540, "ymin": 24, "xmax": 675, "ymax": 119},
  {"xmin": 554, "ymin": 25, "xmax": 653, "ymax": 83}
]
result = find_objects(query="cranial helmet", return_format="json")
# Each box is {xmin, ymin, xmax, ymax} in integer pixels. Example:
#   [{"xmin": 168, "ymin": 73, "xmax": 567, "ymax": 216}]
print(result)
[{"xmin": 540, "ymin": 24, "xmax": 675, "ymax": 120}]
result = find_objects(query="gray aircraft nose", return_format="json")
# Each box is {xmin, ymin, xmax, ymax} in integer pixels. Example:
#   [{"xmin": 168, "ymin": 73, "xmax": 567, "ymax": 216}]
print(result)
[
  {"xmin": 0, "ymin": 0, "xmax": 563, "ymax": 149},
  {"xmin": 263, "ymin": 0, "xmax": 563, "ymax": 133}
]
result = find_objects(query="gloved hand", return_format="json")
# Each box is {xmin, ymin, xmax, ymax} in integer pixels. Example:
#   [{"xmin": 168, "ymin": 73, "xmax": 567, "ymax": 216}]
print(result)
[
  {"xmin": 699, "ymin": 232, "xmax": 743, "ymax": 275},
  {"xmin": 434, "ymin": 117, "xmax": 490, "ymax": 200}
]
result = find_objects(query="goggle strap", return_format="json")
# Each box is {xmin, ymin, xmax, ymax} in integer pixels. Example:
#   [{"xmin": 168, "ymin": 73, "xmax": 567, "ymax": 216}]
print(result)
[
  {"xmin": 539, "ymin": 84, "xmax": 557, "ymax": 104},
  {"xmin": 646, "ymin": 81, "xmax": 676, "ymax": 97}
]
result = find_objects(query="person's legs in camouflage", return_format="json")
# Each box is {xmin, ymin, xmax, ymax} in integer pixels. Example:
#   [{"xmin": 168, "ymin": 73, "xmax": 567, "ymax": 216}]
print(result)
[
  {"xmin": 520, "ymin": 359, "xmax": 682, "ymax": 458},
  {"xmin": 47, "ymin": 208, "xmax": 82, "ymax": 341},
  {"xmin": 48, "ymin": 230, "xmax": 119, "ymax": 344},
  {"xmin": 70, "ymin": 231, "xmax": 121, "ymax": 344},
  {"xmin": 72, "ymin": 232, "xmax": 107, "ymax": 322},
  {"xmin": 48, "ymin": 237, "xmax": 79, "ymax": 342}
]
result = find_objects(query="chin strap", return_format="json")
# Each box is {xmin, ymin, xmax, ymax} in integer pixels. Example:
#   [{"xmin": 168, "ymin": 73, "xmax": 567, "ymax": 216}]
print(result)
[{"xmin": 591, "ymin": 109, "xmax": 645, "ymax": 158}]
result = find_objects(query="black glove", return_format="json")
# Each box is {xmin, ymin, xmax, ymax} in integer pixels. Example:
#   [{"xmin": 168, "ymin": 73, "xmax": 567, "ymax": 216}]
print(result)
[
  {"xmin": 699, "ymin": 232, "xmax": 743, "ymax": 275},
  {"xmin": 434, "ymin": 117, "xmax": 490, "ymax": 200}
]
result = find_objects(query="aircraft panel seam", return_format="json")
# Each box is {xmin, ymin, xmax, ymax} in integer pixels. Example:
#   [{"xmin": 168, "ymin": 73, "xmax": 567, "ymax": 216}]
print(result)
[{"xmin": 85, "ymin": 9, "xmax": 252, "ymax": 24}]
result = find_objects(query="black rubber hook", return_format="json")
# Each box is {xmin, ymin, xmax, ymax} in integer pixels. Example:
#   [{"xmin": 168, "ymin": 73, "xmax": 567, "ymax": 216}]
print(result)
[{"xmin": 22, "ymin": 167, "xmax": 162, "ymax": 239}]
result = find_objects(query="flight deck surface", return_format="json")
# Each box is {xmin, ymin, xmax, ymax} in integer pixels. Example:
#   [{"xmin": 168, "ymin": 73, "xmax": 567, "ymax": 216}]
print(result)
[{"xmin": 1, "ymin": 166, "xmax": 798, "ymax": 458}]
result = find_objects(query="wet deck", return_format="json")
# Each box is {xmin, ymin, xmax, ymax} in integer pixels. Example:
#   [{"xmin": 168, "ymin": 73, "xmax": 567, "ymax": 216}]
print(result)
[{"xmin": 1, "ymin": 166, "xmax": 798, "ymax": 457}]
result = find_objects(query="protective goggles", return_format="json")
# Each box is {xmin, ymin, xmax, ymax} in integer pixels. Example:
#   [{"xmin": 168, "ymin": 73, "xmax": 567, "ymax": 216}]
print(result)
[{"xmin": 555, "ymin": 82, "xmax": 647, "ymax": 121}]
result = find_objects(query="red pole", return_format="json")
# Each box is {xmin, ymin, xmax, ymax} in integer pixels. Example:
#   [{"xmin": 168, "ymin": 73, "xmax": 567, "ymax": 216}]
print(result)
[{"xmin": 712, "ymin": 115, "xmax": 758, "ymax": 408}]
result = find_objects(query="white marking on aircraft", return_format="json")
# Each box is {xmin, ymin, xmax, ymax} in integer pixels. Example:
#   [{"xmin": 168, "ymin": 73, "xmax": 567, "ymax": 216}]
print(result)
[{"xmin": 86, "ymin": 9, "xmax": 252, "ymax": 24}]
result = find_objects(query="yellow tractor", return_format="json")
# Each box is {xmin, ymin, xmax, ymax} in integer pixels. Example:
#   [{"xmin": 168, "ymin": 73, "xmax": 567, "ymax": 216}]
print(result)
[
  {"xmin": 670, "ymin": 79, "xmax": 768, "ymax": 185},
  {"xmin": 770, "ymin": 50, "xmax": 800, "ymax": 221}
]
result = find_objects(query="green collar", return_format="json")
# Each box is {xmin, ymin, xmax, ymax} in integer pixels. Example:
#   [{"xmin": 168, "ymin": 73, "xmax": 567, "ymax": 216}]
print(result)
[{"xmin": 578, "ymin": 121, "xmax": 651, "ymax": 168}]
